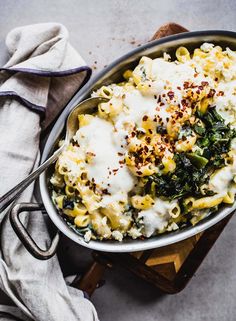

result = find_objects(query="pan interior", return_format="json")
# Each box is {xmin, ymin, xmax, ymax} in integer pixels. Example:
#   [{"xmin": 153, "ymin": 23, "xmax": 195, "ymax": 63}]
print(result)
[{"xmin": 40, "ymin": 31, "xmax": 236, "ymax": 252}]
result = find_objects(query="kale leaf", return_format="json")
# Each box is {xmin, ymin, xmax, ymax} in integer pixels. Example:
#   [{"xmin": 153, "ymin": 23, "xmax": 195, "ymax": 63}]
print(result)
[{"xmin": 144, "ymin": 107, "xmax": 236, "ymax": 201}]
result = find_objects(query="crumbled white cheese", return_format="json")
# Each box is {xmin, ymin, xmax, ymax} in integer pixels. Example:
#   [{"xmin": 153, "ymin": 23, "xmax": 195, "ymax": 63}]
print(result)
[
  {"xmin": 84, "ymin": 230, "xmax": 92, "ymax": 243},
  {"xmin": 138, "ymin": 198, "xmax": 179, "ymax": 237},
  {"xmin": 167, "ymin": 222, "xmax": 179, "ymax": 232},
  {"xmin": 111, "ymin": 230, "xmax": 123, "ymax": 242},
  {"xmin": 200, "ymin": 42, "xmax": 214, "ymax": 52},
  {"xmin": 163, "ymin": 52, "xmax": 171, "ymax": 61},
  {"xmin": 50, "ymin": 173, "xmax": 63, "ymax": 187},
  {"xmin": 128, "ymin": 227, "xmax": 142, "ymax": 239}
]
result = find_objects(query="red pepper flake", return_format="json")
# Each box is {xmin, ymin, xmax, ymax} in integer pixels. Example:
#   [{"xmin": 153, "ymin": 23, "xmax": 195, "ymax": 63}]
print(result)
[
  {"xmin": 81, "ymin": 173, "xmax": 87, "ymax": 180},
  {"xmin": 176, "ymin": 111, "xmax": 183, "ymax": 119},
  {"xmin": 160, "ymin": 102, "xmax": 165, "ymax": 106},
  {"xmin": 177, "ymin": 86, "xmax": 181, "ymax": 90},
  {"xmin": 181, "ymin": 99, "xmax": 188, "ymax": 107},
  {"xmin": 103, "ymin": 188, "xmax": 109, "ymax": 195},
  {"xmin": 86, "ymin": 152, "xmax": 96, "ymax": 157},
  {"xmin": 142, "ymin": 115, "xmax": 148, "ymax": 121},
  {"xmin": 194, "ymin": 73, "xmax": 198, "ymax": 78},
  {"xmin": 198, "ymin": 85, "xmax": 203, "ymax": 91},
  {"xmin": 183, "ymin": 81, "xmax": 190, "ymax": 89},
  {"xmin": 118, "ymin": 152, "xmax": 123, "ymax": 156},
  {"xmin": 215, "ymin": 77, "xmax": 218, "ymax": 81},
  {"xmin": 167, "ymin": 91, "xmax": 175, "ymax": 100},
  {"xmin": 157, "ymin": 95, "xmax": 161, "ymax": 103},
  {"xmin": 217, "ymin": 91, "xmax": 224, "ymax": 96},
  {"xmin": 136, "ymin": 170, "xmax": 142, "ymax": 176},
  {"xmin": 207, "ymin": 89, "xmax": 216, "ymax": 98},
  {"xmin": 201, "ymin": 81, "xmax": 209, "ymax": 86}
]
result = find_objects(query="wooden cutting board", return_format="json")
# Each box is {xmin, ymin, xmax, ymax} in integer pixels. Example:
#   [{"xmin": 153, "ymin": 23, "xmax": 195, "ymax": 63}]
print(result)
[{"xmin": 72, "ymin": 22, "xmax": 234, "ymax": 296}]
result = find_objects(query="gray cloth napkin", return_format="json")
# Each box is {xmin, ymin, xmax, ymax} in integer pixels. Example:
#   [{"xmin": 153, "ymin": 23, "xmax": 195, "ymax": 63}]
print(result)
[{"xmin": 0, "ymin": 23, "xmax": 99, "ymax": 321}]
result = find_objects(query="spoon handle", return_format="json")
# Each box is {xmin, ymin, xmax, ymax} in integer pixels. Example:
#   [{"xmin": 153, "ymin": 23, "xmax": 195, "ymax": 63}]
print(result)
[{"xmin": 0, "ymin": 148, "xmax": 62, "ymax": 213}]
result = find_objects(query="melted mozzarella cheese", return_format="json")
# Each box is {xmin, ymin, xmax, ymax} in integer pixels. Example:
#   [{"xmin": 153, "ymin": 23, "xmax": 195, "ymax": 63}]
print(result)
[
  {"xmin": 115, "ymin": 88, "xmax": 171, "ymax": 132},
  {"xmin": 138, "ymin": 198, "xmax": 178, "ymax": 237},
  {"xmin": 120, "ymin": 90, "xmax": 158, "ymax": 126},
  {"xmin": 209, "ymin": 166, "xmax": 233, "ymax": 194},
  {"xmin": 214, "ymin": 80, "xmax": 236, "ymax": 124},
  {"xmin": 74, "ymin": 117, "xmax": 134, "ymax": 203},
  {"xmin": 151, "ymin": 58, "xmax": 195, "ymax": 85}
]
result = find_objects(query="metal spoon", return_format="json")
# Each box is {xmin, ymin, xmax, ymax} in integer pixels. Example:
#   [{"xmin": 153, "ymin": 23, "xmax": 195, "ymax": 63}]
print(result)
[{"xmin": 0, "ymin": 97, "xmax": 108, "ymax": 213}]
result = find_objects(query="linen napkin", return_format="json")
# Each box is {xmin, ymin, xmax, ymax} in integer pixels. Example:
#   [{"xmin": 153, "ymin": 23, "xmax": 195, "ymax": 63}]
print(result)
[{"xmin": 0, "ymin": 23, "xmax": 99, "ymax": 321}]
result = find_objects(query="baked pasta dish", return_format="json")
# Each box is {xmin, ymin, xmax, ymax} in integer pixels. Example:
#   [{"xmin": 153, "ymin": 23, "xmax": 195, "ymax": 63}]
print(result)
[{"xmin": 50, "ymin": 43, "xmax": 236, "ymax": 242}]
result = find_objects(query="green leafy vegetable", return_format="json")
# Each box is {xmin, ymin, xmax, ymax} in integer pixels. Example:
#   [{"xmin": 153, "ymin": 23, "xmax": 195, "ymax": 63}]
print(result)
[
  {"xmin": 144, "ymin": 153, "xmax": 209, "ymax": 200},
  {"xmin": 186, "ymin": 153, "xmax": 209, "ymax": 169},
  {"xmin": 144, "ymin": 107, "xmax": 236, "ymax": 201},
  {"xmin": 63, "ymin": 198, "xmax": 74, "ymax": 210}
]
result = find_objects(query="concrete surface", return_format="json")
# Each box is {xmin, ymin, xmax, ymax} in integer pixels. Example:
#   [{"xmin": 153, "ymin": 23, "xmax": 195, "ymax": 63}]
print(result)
[{"xmin": 1, "ymin": 0, "xmax": 236, "ymax": 320}]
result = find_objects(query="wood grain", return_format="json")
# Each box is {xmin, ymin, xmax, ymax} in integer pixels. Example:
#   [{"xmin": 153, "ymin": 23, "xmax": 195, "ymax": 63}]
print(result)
[{"xmin": 151, "ymin": 22, "xmax": 189, "ymax": 40}]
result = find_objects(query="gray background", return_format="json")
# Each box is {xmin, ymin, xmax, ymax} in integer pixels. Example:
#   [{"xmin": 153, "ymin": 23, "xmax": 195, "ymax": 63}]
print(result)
[{"xmin": 1, "ymin": 0, "xmax": 236, "ymax": 320}]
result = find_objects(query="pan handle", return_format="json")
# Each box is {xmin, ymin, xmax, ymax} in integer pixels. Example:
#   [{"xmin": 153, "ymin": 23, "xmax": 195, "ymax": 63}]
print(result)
[{"xmin": 10, "ymin": 202, "xmax": 60, "ymax": 260}]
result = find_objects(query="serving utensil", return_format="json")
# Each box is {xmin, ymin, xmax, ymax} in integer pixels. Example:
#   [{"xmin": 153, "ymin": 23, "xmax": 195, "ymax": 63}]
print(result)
[{"xmin": 0, "ymin": 97, "xmax": 107, "ymax": 213}]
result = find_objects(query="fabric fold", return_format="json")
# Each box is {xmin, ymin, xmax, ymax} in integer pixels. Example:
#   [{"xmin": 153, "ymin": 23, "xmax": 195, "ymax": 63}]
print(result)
[
  {"xmin": 0, "ymin": 22, "xmax": 92, "ymax": 118},
  {"xmin": 0, "ymin": 23, "xmax": 99, "ymax": 321}
]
